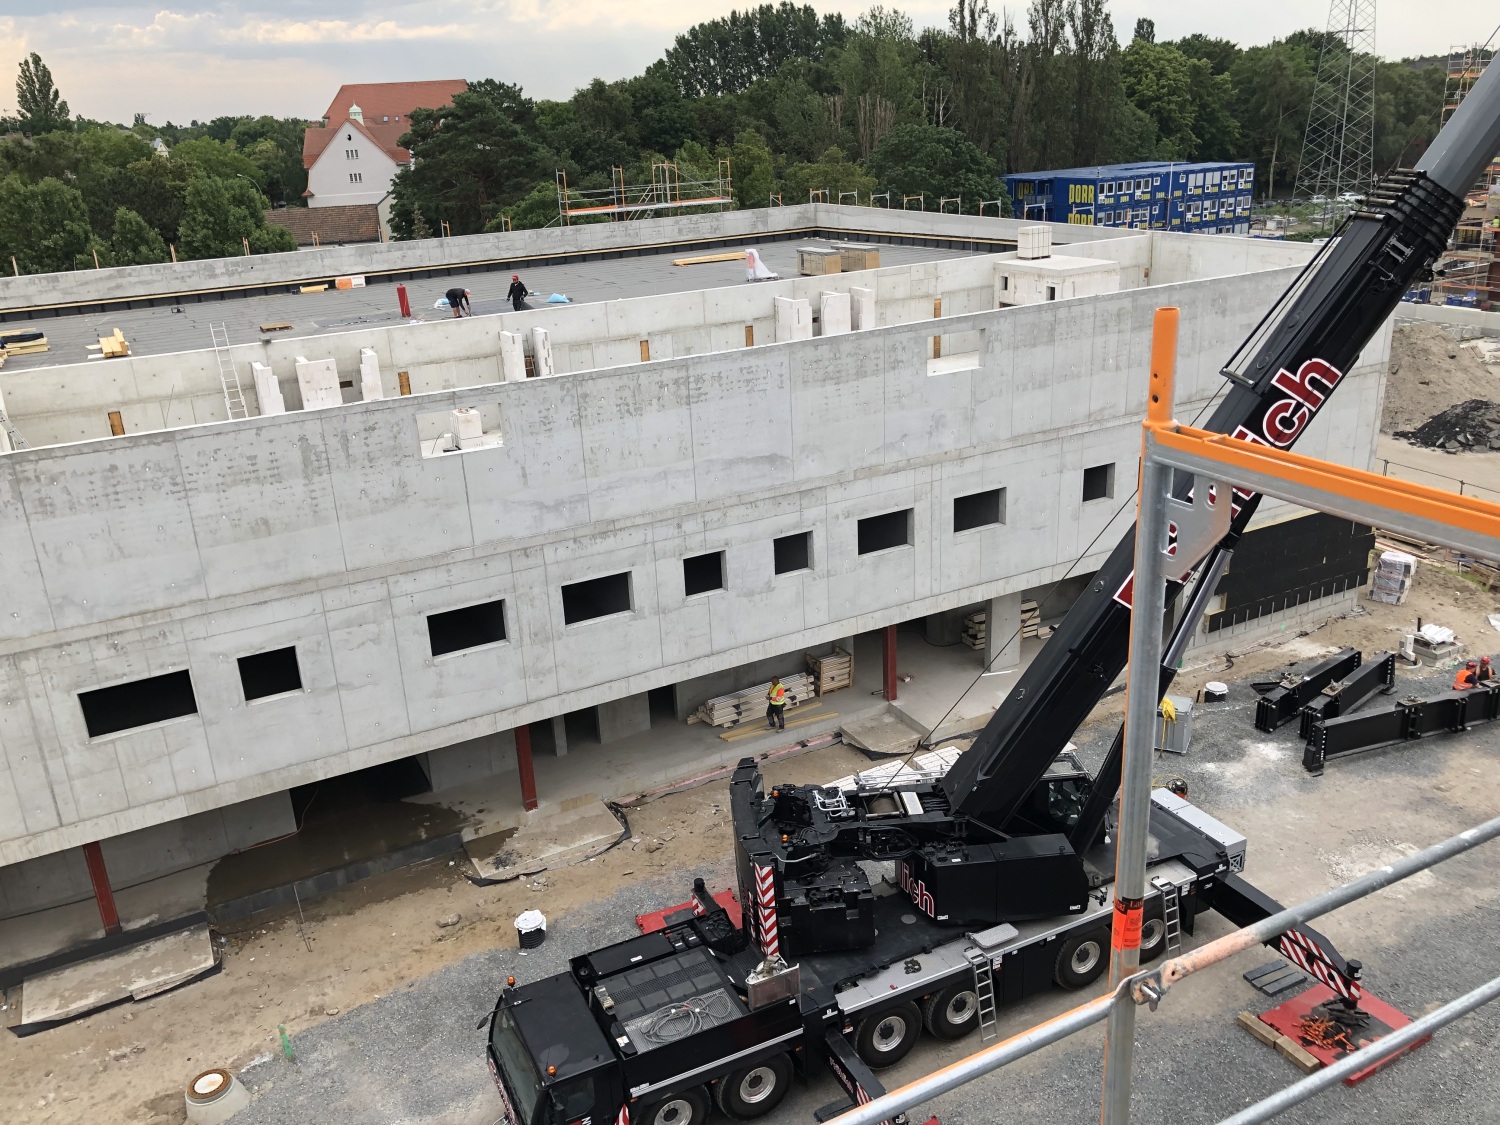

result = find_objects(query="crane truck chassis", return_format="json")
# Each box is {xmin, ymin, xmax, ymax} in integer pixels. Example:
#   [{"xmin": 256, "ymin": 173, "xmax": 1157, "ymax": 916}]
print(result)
[{"xmin": 483, "ymin": 752, "xmax": 1325, "ymax": 1125}]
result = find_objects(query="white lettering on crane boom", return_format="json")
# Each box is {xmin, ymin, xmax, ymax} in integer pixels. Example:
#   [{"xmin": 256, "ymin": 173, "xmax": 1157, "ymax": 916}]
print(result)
[{"xmin": 1112, "ymin": 357, "xmax": 1345, "ymax": 609}]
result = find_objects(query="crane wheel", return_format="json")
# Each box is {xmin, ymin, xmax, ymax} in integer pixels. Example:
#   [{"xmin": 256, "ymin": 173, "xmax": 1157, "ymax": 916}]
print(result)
[
  {"xmin": 1054, "ymin": 927, "xmax": 1110, "ymax": 990},
  {"xmin": 714, "ymin": 1053, "xmax": 791, "ymax": 1119},
  {"xmin": 856, "ymin": 1001, "xmax": 923, "ymax": 1068}
]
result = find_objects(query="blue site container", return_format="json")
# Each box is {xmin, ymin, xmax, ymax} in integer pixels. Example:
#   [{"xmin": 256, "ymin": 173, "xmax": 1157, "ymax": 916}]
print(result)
[{"xmin": 1003, "ymin": 161, "xmax": 1255, "ymax": 234}]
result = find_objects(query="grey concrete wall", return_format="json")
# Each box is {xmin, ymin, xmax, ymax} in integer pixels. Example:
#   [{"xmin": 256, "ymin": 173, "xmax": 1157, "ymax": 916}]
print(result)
[
  {"xmin": 0, "ymin": 790, "xmax": 293, "ymax": 918},
  {"xmin": 1395, "ymin": 303, "xmax": 1500, "ymax": 336},
  {"xmin": 0, "ymin": 204, "xmax": 1133, "ymax": 314},
  {"xmin": 419, "ymin": 731, "xmax": 517, "ymax": 792},
  {"xmin": 0, "ymin": 263, "xmax": 1387, "ymax": 866}
]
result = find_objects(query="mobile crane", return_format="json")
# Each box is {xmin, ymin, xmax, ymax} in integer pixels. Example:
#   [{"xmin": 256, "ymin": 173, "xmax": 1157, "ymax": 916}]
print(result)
[{"xmin": 482, "ymin": 65, "xmax": 1500, "ymax": 1125}]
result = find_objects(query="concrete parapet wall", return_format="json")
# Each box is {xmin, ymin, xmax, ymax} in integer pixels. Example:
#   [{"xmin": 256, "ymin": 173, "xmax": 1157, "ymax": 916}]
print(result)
[{"xmin": 0, "ymin": 261, "xmax": 1385, "ymax": 866}]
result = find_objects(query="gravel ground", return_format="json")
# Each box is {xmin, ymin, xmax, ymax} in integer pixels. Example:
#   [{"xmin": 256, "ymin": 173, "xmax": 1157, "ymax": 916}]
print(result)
[{"xmin": 232, "ymin": 655, "xmax": 1500, "ymax": 1125}]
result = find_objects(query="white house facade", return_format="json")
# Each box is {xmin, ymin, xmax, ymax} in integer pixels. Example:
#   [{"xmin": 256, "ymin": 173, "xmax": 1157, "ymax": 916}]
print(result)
[{"xmin": 306, "ymin": 114, "xmax": 401, "ymax": 209}]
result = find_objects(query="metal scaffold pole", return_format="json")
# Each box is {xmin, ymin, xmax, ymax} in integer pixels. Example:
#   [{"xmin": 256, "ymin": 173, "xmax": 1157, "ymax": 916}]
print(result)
[{"xmin": 1098, "ymin": 306, "xmax": 1179, "ymax": 1124}]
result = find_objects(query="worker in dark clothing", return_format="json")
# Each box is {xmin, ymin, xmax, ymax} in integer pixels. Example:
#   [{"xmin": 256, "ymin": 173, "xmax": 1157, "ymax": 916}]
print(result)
[
  {"xmin": 1480, "ymin": 655, "xmax": 1495, "ymax": 683},
  {"xmin": 507, "ymin": 274, "xmax": 529, "ymax": 311},
  {"xmin": 445, "ymin": 287, "xmax": 472, "ymax": 317},
  {"xmin": 766, "ymin": 676, "xmax": 788, "ymax": 730},
  {"xmin": 1455, "ymin": 660, "xmax": 1479, "ymax": 689}
]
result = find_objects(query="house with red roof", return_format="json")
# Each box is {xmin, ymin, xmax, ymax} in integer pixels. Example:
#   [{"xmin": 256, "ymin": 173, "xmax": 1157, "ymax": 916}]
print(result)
[{"xmin": 302, "ymin": 80, "xmax": 467, "ymax": 213}]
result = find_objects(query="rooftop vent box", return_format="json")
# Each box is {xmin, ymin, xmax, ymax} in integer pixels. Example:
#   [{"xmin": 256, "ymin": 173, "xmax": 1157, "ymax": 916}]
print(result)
[
  {"xmin": 451, "ymin": 408, "xmax": 483, "ymax": 443},
  {"xmin": 1017, "ymin": 225, "xmax": 1053, "ymax": 260}
]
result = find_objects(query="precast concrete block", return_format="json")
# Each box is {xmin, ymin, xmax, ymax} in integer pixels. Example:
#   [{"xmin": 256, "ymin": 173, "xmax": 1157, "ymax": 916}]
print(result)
[
  {"xmin": 819, "ymin": 292, "xmax": 852, "ymax": 336},
  {"xmin": 530, "ymin": 327, "xmax": 555, "ymax": 377},
  {"xmin": 850, "ymin": 286, "xmax": 875, "ymax": 330},
  {"xmin": 774, "ymin": 296, "xmax": 812, "ymax": 342},
  {"xmin": 251, "ymin": 362, "xmax": 286, "ymax": 416},
  {"xmin": 294, "ymin": 356, "xmax": 342, "ymax": 410},
  {"xmin": 359, "ymin": 347, "xmax": 383, "ymax": 401}
]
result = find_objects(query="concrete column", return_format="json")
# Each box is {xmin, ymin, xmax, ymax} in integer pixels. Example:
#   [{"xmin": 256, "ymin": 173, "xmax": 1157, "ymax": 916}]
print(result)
[
  {"xmin": 83, "ymin": 840, "xmax": 121, "ymax": 935},
  {"xmin": 986, "ymin": 592, "xmax": 1023, "ymax": 671},
  {"xmin": 359, "ymin": 347, "xmax": 383, "ymax": 401},
  {"xmin": 598, "ymin": 692, "xmax": 651, "ymax": 744},
  {"xmin": 515, "ymin": 725, "xmax": 538, "ymax": 812},
  {"xmin": 550, "ymin": 714, "xmax": 568, "ymax": 758},
  {"xmin": 499, "ymin": 330, "xmax": 526, "ymax": 382},
  {"xmin": 883, "ymin": 624, "xmax": 899, "ymax": 701},
  {"xmin": 850, "ymin": 286, "xmax": 875, "ymax": 330},
  {"xmin": 923, "ymin": 609, "xmax": 966, "ymax": 646},
  {"xmin": 530, "ymin": 327, "xmax": 554, "ymax": 377}
]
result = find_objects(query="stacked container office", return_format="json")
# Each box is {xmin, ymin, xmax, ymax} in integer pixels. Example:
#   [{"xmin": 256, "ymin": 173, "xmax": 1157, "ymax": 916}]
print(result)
[{"xmin": 1003, "ymin": 161, "xmax": 1255, "ymax": 234}]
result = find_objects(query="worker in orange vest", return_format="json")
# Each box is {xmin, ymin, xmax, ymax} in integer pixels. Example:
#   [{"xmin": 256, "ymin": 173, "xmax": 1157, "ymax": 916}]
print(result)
[
  {"xmin": 766, "ymin": 676, "xmax": 788, "ymax": 730},
  {"xmin": 1454, "ymin": 660, "xmax": 1479, "ymax": 689}
]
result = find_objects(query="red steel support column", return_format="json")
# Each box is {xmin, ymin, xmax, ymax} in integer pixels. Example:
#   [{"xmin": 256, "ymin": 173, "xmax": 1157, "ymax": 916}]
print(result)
[
  {"xmin": 82, "ymin": 840, "xmax": 121, "ymax": 935},
  {"xmin": 515, "ymin": 724, "xmax": 539, "ymax": 812},
  {"xmin": 883, "ymin": 624, "xmax": 899, "ymax": 702}
]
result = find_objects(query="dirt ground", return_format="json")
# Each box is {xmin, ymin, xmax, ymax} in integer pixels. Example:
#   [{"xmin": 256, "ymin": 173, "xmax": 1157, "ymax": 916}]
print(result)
[
  {"xmin": 4, "ymin": 555, "xmax": 1498, "ymax": 1124},
  {"xmin": 1383, "ymin": 322, "xmax": 1500, "ymax": 434}
]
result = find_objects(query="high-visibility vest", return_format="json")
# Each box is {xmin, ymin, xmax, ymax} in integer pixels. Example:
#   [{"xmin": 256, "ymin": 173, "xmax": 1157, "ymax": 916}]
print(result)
[
  {"xmin": 769, "ymin": 684, "xmax": 787, "ymax": 705},
  {"xmin": 1455, "ymin": 668, "xmax": 1477, "ymax": 690}
]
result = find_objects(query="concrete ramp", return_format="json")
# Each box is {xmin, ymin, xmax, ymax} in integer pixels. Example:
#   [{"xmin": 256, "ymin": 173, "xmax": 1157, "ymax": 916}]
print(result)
[
  {"xmin": 16, "ymin": 922, "xmax": 218, "ymax": 1034},
  {"xmin": 839, "ymin": 709, "xmax": 923, "ymax": 757},
  {"xmin": 465, "ymin": 799, "xmax": 625, "ymax": 883}
]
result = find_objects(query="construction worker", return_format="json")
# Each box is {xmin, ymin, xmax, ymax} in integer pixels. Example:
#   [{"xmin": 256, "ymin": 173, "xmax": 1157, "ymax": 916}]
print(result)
[
  {"xmin": 444, "ymin": 286, "xmax": 472, "ymax": 318},
  {"xmin": 766, "ymin": 676, "xmax": 788, "ymax": 730},
  {"xmin": 1454, "ymin": 660, "xmax": 1479, "ymax": 690},
  {"xmin": 1481, "ymin": 655, "xmax": 1495, "ymax": 683},
  {"xmin": 507, "ymin": 274, "xmax": 529, "ymax": 311}
]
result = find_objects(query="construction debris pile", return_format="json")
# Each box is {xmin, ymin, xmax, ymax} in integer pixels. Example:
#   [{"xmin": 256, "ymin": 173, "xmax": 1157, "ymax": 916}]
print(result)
[{"xmin": 1394, "ymin": 398, "xmax": 1500, "ymax": 451}]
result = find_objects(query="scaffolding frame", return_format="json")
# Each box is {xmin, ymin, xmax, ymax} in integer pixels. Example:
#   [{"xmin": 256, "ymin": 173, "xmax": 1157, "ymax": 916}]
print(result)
[
  {"xmin": 556, "ymin": 160, "xmax": 732, "ymax": 224},
  {"xmin": 829, "ymin": 307, "xmax": 1500, "ymax": 1125},
  {"xmin": 938, "ymin": 195, "xmax": 962, "ymax": 214},
  {"xmin": 902, "ymin": 193, "xmax": 925, "ymax": 211},
  {"xmin": 978, "ymin": 198, "xmax": 1005, "ymax": 217}
]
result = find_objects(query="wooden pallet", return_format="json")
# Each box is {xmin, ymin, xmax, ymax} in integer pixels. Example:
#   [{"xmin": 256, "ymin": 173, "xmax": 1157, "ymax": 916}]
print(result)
[
  {"xmin": 806, "ymin": 647, "xmax": 853, "ymax": 696},
  {"xmin": 691, "ymin": 673, "xmax": 814, "ymax": 728}
]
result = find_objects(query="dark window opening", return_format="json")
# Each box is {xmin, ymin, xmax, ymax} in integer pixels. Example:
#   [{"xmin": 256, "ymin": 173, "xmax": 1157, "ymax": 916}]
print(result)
[
  {"xmin": 79, "ymin": 670, "xmax": 198, "ymax": 738},
  {"xmin": 858, "ymin": 509, "xmax": 913, "ymax": 554},
  {"xmin": 428, "ymin": 598, "xmax": 507, "ymax": 657},
  {"xmin": 562, "ymin": 572, "xmax": 632, "ymax": 625},
  {"xmin": 773, "ymin": 532, "xmax": 812, "ymax": 575},
  {"xmin": 954, "ymin": 488, "xmax": 1006, "ymax": 532},
  {"xmin": 682, "ymin": 551, "xmax": 724, "ymax": 597},
  {"xmin": 238, "ymin": 646, "xmax": 303, "ymax": 701},
  {"xmin": 1045, "ymin": 285, "xmax": 1057, "ymax": 301},
  {"xmin": 1082, "ymin": 463, "xmax": 1115, "ymax": 502}
]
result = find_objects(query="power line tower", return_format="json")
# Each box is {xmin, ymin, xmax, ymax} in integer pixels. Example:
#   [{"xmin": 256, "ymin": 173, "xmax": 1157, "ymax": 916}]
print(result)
[{"xmin": 1294, "ymin": 0, "xmax": 1377, "ymax": 223}]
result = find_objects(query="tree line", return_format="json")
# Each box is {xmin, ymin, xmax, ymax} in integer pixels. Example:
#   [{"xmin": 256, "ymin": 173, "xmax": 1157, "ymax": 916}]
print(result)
[
  {"xmin": 0, "ymin": 2, "xmax": 1454, "ymax": 272},
  {"xmin": 389, "ymin": 1, "xmax": 1449, "ymax": 239}
]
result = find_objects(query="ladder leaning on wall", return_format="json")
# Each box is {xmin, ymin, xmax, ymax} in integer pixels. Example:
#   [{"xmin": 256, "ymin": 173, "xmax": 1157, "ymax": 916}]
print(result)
[{"xmin": 209, "ymin": 323, "xmax": 250, "ymax": 421}]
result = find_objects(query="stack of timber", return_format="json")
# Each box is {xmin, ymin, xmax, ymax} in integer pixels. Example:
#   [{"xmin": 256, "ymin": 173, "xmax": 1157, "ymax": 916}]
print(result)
[
  {"xmin": 690, "ymin": 673, "xmax": 813, "ymax": 728},
  {"xmin": 87, "ymin": 328, "xmax": 130, "ymax": 359},
  {"xmin": 962, "ymin": 600, "xmax": 1046, "ymax": 651},
  {"xmin": 0, "ymin": 330, "xmax": 48, "ymax": 358},
  {"xmin": 806, "ymin": 647, "xmax": 853, "ymax": 695}
]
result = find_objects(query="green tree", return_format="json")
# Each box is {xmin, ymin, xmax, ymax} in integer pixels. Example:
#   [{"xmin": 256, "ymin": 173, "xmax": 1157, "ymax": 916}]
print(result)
[
  {"xmin": 866, "ymin": 124, "xmax": 1003, "ymax": 211},
  {"xmin": 491, "ymin": 182, "xmax": 559, "ymax": 231},
  {"xmin": 781, "ymin": 145, "xmax": 875, "ymax": 203},
  {"xmin": 665, "ymin": 3, "xmax": 849, "ymax": 97},
  {"xmin": 177, "ymin": 176, "xmax": 294, "ymax": 259},
  {"xmin": 390, "ymin": 80, "xmax": 549, "ymax": 236},
  {"xmin": 0, "ymin": 175, "xmax": 97, "ymax": 272},
  {"xmin": 171, "ymin": 137, "xmax": 266, "ymax": 188},
  {"xmin": 1132, "ymin": 18, "xmax": 1154, "ymax": 44},
  {"xmin": 1120, "ymin": 39, "xmax": 1196, "ymax": 158},
  {"xmin": 731, "ymin": 129, "xmax": 777, "ymax": 208},
  {"xmin": 109, "ymin": 206, "xmax": 168, "ymax": 265},
  {"xmin": 16, "ymin": 53, "xmax": 69, "ymax": 135},
  {"xmin": 228, "ymin": 116, "xmax": 310, "ymax": 206},
  {"xmin": 1229, "ymin": 41, "xmax": 1314, "ymax": 195}
]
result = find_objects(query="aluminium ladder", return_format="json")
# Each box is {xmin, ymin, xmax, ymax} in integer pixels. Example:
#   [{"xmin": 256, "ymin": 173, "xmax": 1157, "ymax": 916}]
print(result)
[
  {"xmin": 1151, "ymin": 876, "xmax": 1183, "ymax": 956},
  {"xmin": 209, "ymin": 323, "xmax": 250, "ymax": 421},
  {"xmin": 964, "ymin": 946, "xmax": 1000, "ymax": 1042}
]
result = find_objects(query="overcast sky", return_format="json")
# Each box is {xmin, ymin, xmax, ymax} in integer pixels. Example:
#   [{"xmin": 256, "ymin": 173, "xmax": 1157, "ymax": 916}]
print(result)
[{"xmin": 0, "ymin": 2, "xmax": 1483, "ymax": 124}]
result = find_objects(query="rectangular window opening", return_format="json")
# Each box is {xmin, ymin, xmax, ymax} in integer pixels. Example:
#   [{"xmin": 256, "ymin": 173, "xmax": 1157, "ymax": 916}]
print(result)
[
  {"xmin": 954, "ymin": 488, "xmax": 1006, "ymax": 533},
  {"xmin": 773, "ymin": 532, "xmax": 813, "ymax": 575},
  {"xmin": 238, "ymin": 646, "xmax": 303, "ymax": 701},
  {"xmin": 562, "ymin": 572, "xmax": 633, "ymax": 625},
  {"xmin": 1045, "ymin": 285, "xmax": 1057, "ymax": 301},
  {"xmin": 428, "ymin": 598, "xmax": 508, "ymax": 657},
  {"xmin": 1083, "ymin": 462, "xmax": 1116, "ymax": 502},
  {"xmin": 79, "ymin": 670, "xmax": 198, "ymax": 738},
  {"xmin": 682, "ymin": 551, "xmax": 725, "ymax": 597},
  {"xmin": 858, "ymin": 509, "xmax": 913, "ymax": 555}
]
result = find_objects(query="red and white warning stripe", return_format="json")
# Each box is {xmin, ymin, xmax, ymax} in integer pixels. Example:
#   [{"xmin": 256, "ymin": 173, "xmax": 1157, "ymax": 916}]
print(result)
[
  {"xmin": 1276, "ymin": 928, "xmax": 1362, "ymax": 1001},
  {"xmin": 755, "ymin": 863, "xmax": 780, "ymax": 957},
  {"xmin": 615, "ymin": 1103, "xmax": 630, "ymax": 1125}
]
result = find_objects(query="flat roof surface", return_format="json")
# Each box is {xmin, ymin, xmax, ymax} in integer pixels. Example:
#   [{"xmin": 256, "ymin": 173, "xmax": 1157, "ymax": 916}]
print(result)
[
  {"xmin": 3, "ymin": 240, "xmax": 979, "ymax": 373},
  {"xmin": 1006, "ymin": 160, "xmax": 1252, "ymax": 181}
]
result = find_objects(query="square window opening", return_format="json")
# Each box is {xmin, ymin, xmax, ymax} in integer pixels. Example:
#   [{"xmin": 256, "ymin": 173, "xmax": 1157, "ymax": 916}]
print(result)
[
  {"xmin": 683, "ymin": 551, "xmax": 725, "ymax": 597},
  {"xmin": 79, "ymin": 670, "xmax": 198, "ymax": 738},
  {"xmin": 954, "ymin": 488, "xmax": 1006, "ymax": 533},
  {"xmin": 562, "ymin": 572, "xmax": 633, "ymax": 625},
  {"xmin": 774, "ymin": 532, "xmax": 813, "ymax": 575},
  {"xmin": 1082, "ymin": 462, "xmax": 1115, "ymax": 502},
  {"xmin": 428, "ymin": 598, "xmax": 507, "ymax": 657},
  {"xmin": 858, "ymin": 509, "xmax": 913, "ymax": 554},
  {"xmin": 238, "ymin": 647, "xmax": 303, "ymax": 701}
]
